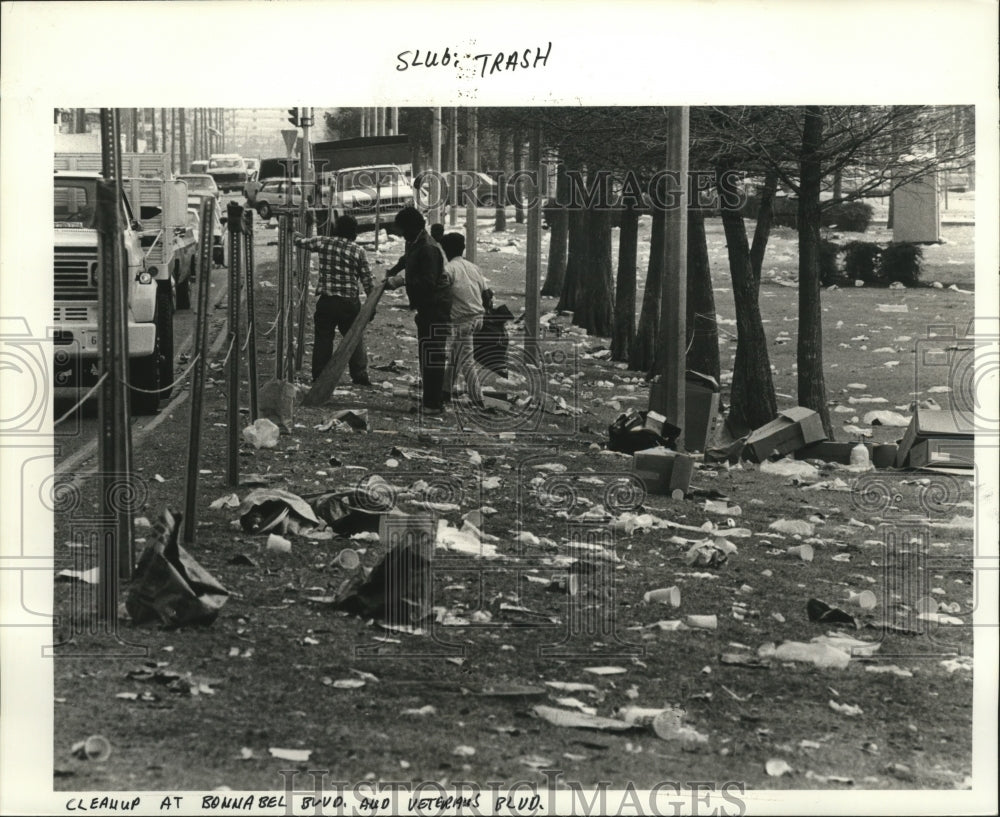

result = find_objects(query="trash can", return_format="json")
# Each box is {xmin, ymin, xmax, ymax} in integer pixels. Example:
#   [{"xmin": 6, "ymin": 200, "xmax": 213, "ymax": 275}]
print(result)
[{"xmin": 649, "ymin": 371, "xmax": 720, "ymax": 452}]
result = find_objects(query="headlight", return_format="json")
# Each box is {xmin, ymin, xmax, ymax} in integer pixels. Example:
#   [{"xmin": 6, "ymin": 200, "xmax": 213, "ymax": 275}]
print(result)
[{"xmin": 137, "ymin": 272, "xmax": 153, "ymax": 284}]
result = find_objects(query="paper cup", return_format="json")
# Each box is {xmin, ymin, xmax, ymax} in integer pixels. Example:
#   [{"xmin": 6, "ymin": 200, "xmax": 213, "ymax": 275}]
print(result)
[
  {"xmin": 266, "ymin": 533, "xmax": 292, "ymax": 553},
  {"xmin": 72, "ymin": 735, "xmax": 112, "ymax": 762},
  {"xmin": 846, "ymin": 590, "xmax": 877, "ymax": 609},
  {"xmin": 915, "ymin": 596, "xmax": 940, "ymax": 615},
  {"xmin": 786, "ymin": 544, "xmax": 814, "ymax": 562},
  {"xmin": 684, "ymin": 614, "xmax": 718, "ymax": 630},
  {"xmin": 644, "ymin": 586, "xmax": 681, "ymax": 608},
  {"xmin": 334, "ymin": 548, "xmax": 360, "ymax": 570}
]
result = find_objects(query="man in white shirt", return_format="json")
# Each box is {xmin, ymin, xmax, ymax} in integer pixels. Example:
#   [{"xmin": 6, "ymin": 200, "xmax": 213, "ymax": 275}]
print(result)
[{"xmin": 439, "ymin": 232, "xmax": 487, "ymax": 406}]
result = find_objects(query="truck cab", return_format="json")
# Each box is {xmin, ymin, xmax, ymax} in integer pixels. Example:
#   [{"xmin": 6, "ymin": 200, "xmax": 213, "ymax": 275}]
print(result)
[
  {"xmin": 53, "ymin": 153, "xmax": 192, "ymax": 413},
  {"xmin": 207, "ymin": 153, "xmax": 248, "ymax": 192},
  {"xmin": 326, "ymin": 164, "xmax": 414, "ymax": 234}
]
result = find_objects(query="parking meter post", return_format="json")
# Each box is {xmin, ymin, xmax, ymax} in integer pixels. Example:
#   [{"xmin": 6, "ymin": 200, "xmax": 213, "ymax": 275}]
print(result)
[
  {"xmin": 243, "ymin": 208, "xmax": 260, "ymax": 421},
  {"xmin": 183, "ymin": 196, "xmax": 217, "ymax": 545},
  {"xmin": 226, "ymin": 202, "xmax": 243, "ymax": 488}
]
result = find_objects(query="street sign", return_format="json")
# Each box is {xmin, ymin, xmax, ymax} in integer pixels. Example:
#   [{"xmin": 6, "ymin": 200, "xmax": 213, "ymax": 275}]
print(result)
[{"xmin": 281, "ymin": 128, "xmax": 299, "ymax": 154}]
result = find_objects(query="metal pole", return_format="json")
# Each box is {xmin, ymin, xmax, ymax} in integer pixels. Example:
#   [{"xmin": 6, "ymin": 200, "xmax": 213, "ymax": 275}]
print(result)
[
  {"xmin": 656, "ymin": 106, "xmax": 689, "ymax": 448},
  {"xmin": 179, "ymin": 109, "xmax": 187, "ymax": 172},
  {"xmin": 97, "ymin": 109, "xmax": 134, "ymax": 621},
  {"xmin": 243, "ymin": 208, "xmax": 260, "ymax": 420},
  {"xmin": 465, "ymin": 108, "xmax": 478, "ymax": 263},
  {"xmin": 374, "ymin": 169, "xmax": 381, "ymax": 254},
  {"xmin": 360, "ymin": 108, "xmax": 367, "ymax": 137},
  {"xmin": 276, "ymin": 215, "xmax": 287, "ymax": 380},
  {"xmin": 294, "ymin": 110, "xmax": 312, "ymax": 371},
  {"xmin": 284, "ymin": 213, "xmax": 296, "ymax": 377},
  {"xmin": 227, "ymin": 202, "xmax": 243, "ymax": 488},
  {"xmin": 183, "ymin": 197, "xmax": 217, "ymax": 544},
  {"xmin": 391, "ymin": 107, "xmax": 399, "ymax": 135},
  {"xmin": 150, "ymin": 108, "xmax": 157, "ymax": 152},
  {"xmin": 525, "ymin": 124, "xmax": 542, "ymax": 366},
  {"xmin": 449, "ymin": 108, "xmax": 458, "ymax": 226},
  {"xmin": 431, "ymin": 107, "xmax": 442, "ymax": 226}
]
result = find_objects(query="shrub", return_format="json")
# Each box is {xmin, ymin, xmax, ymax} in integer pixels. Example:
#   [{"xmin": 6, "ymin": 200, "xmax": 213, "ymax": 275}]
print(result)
[
  {"xmin": 822, "ymin": 201, "xmax": 873, "ymax": 232},
  {"xmin": 843, "ymin": 241, "xmax": 884, "ymax": 284},
  {"xmin": 819, "ymin": 240, "xmax": 842, "ymax": 287},
  {"xmin": 880, "ymin": 242, "xmax": 923, "ymax": 287}
]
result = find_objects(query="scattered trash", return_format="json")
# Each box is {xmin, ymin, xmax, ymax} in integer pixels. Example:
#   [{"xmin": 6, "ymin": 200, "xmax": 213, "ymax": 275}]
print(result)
[
  {"xmin": 760, "ymin": 458, "xmax": 819, "ymax": 480},
  {"xmin": 583, "ymin": 666, "xmax": 628, "ymax": 676},
  {"xmin": 71, "ymin": 735, "xmax": 112, "ymax": 762},
  {"xmin": 685, "ymin": 538, "xmax": 736, "ymax": 567},
  {"xmin": 651, "ymin": 707, "xmax": 709, "ymax": 750},
  {"xmin": 684, "ymin": 615, "xmax": 718, "ymax": 630},
  {"xmin": 744, "ymin": 408, "xmax": 826, "ymax": 462},
  {"xmin": 401, "ymin": 705, "xmax": 437, "ymax": 716},
  {"xmin": 316, "ymin": 409, "xmax": 369, "ymax": 432},
  {"xmin": 865, "ymin": 665, "xmax": 913, "ymax": 678},
  {"xmin": 770, "ymin": 519, "xmax": 815, "ymax": 536},
  {"xmin": 266, "ymin": 534, "xmax": 291, "ymax": 553},
  {"xmin": 242, "ymin": 418, "xmax": 281, "ymax": 449},
  {"xmin": 209, "ymin": 493, "xmax": 241, "ymax": 511},
  {"xmin": 828, "ymin": 700, "xmax": 863, "ymax": 717},
  {"xmin": 765, "ymin": 758, "xmax": 793, "ymax": 777},
  {"xmin": 807, "ymin": 599, "xmax": 858, "ymax": 627},
  {"xmin": 863, "ymin": 410, "xmax": 911, "ymax": 427},
  {"xmin": 845, "ymin": 590, "xmax": 877, "ymax": 609},
  {"xmin": 268, "ymin": 747, "xmax": 312, "ymax": 762},
  {"xmin": 703, "ymin": 499, "xmax": 742, "ymax": 516},
  {"xmin": 333, "ymin": 548, "xmax": 361, "ymax": 570},
  {"xmin": 761, "ymin": 641, "xmax": 851, "ymax": 670},
  {"xmin": 786, "ymin": 544, "xmax": 815, "ymax": 562},
  {"xmin": 884, "ymin": 762, "xmax": 914, "ymax": 781},
  {"xmin": 239, "ymin": 489, "xmax": 321, "ymax": 535},
  {"xmin": 544, "ymin": 681, "xmax": 598, "ymax": 693},
  {"xmin": 55, "ymin": 567, "xmax": 99, "ymax": 584},
  {"xmin": 126, "ymin": 510, "xmax": 229, "ymax": 628},
  {"xmin": 331, "ymin": 678, "xmax": 365, "ymax": 689},
  {"xmin": 533, "ymin": 705, "xmax": 633, "ymax": 731},
  {"xmin": 643, "ymin": 586, "xmax": 681, "ymax": 607}
]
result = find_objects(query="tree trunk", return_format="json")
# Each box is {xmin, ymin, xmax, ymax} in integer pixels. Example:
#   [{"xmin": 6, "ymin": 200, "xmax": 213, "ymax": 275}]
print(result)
[
  {"xmin": 494, "ymin": 127, "xmax": 507, "ymax": 232},
  {"xmin": 150, "ymin": 108, "xmax": 157, "ymax": 152},
  {"xmin": 573, "ymin": 189, "xmax": 614, "ymax": 337},
  {"xmin": 513, "ymin": 133, "xmax": 525, "ymax": 224},
  {"xmin": 717, "ymin": 164, "xmax": 777, "ymax": 434},
  {"xmin": 179, "ymin": 109, "xmax": 187, "ymax": 174},
  {"xmin": 541, "ymin": 160, "xmax": 568, "ymax": 296},
  {"xmin": 611, "ymin": 201, "xmax": 639, "ymax": 361},
  {"xmin": 629, "ymin": 204, "xmax": 665, "ymax": 373},
  {"xmin": 685, "ymin": 208, "xmax": 719, "ymax": 381},
  {"xmin": 797, "ymin": 107, "xmax": 833, "ymax": 438},
  {"xmin": 557, "ymin": 205, "xmax": 586, "ymax": 312}
]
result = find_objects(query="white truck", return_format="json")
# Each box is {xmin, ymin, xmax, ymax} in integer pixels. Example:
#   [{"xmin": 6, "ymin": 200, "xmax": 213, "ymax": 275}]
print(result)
[{"xmin": 53, "ymin": 152, "xmax": 196, "ymax": 413}]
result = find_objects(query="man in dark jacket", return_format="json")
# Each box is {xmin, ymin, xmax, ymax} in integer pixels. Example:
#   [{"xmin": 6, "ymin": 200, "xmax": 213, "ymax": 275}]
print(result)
[{"xmin": 385, "ymin": 206, "xmax": 452, "ymax": 413}]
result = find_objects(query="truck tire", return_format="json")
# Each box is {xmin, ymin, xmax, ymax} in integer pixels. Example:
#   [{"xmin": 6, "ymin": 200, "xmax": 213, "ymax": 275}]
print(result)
[
  {"xmin": 129, "ymin": 330, "xmax": 162, "ymax": 415},
  {"xmin": 156, "ymin": 282, "xmax": 175, "ymax": 402},
  {"xmin": 176, "ymin": 258, "xmax": 194, "ymax": 310}
]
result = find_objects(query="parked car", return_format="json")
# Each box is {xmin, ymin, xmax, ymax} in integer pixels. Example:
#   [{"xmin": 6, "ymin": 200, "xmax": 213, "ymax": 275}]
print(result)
[
  {"xmin": 415, "ymin": 171, "xmax": 501, "ymax": 208},
  {"xmin": 253, "ymin": 177, "xmax": 316, "ymax": 219},
  {"xmin": 177, "ymin": 173, "xmax": 220, "ymax": 200}
]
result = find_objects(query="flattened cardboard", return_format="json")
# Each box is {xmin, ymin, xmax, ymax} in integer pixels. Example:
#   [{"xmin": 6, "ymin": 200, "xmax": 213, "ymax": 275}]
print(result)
[{"xmin": 795, "ymin": 440, "xmax": 869, "ymax": 465}]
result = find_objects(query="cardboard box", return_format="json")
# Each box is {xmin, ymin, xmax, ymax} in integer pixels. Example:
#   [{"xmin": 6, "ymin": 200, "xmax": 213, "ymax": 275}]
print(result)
[
  {"xmin": 895, "ymin": 407, "xmax": 973, "ymax": 467},
  {"xmin": 650, "ymin": 371, "xmax": 721, "ymax": 452},
  {"xmin": 744, "ymin": 407, "xmax": 827, "ymax": 463},
  {"xmin": 632, "ymin": 447, "xmax": 694, "ymax": 497},
  {"xmin": 908, "ymin": 438, "xmax": 975, "ymax": 469},
  {"xmin": 872, "ymin": 443, "xmax": 899, "ymax": 469}
]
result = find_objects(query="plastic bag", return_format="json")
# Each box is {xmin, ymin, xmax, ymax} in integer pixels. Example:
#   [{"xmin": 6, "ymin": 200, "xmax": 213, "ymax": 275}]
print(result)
[{"xmin": 126, "ymin": 510, "xmax": 229, "ymax": 628}]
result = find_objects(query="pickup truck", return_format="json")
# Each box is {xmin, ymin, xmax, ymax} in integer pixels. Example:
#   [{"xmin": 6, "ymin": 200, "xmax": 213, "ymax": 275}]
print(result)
[
  {"xmin": 207, "ymin": 153, "xmax": 248, "ymax": 192},
  {"xmin": 325, "ymin": 164, "xmax": 414, "ymax": 234},
  {"xmin": 54, "ymin": 152, "xmax": 195, "ymax": 413}
]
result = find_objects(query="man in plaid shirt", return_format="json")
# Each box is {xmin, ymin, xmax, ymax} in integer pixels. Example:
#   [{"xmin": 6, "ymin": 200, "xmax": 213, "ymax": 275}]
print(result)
[{"xmin": 294, "ymin": 215, "xmax": 374, "ymax": 385}]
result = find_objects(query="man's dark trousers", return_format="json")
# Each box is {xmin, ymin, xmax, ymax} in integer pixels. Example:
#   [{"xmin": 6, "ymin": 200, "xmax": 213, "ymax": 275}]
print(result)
[
  {"xmin": 415, "ymin": 309, "xmax": 449, "ymax": 410},
  {"xmin": 313, "ymin": 294, "xmax": 368, "ymax": 383}
]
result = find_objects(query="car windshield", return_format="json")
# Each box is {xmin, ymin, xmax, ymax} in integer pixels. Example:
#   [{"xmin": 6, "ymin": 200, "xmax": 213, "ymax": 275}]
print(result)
[
  {"xmin": 338, "ymin": 168, "xmax": 403, "ymax": 190},
  {"xmin": 182, "ymin": 176, "xmax": 214, "ymax": 190},
  {"xmin": 54, "ymin": 179, "xmax": 97, "ymax": 227},
  {"xmin": 209, "ymin": 158, "xmax": 242, "ymax": 169}
]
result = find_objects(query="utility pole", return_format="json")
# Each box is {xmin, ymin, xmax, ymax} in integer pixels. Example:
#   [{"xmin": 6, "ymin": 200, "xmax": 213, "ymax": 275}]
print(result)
[
  {"xmin": 464, "ymin": 107, "xmax": 478, "ymax": 262},
  {"xmin": 524, "ymin": 123, "xmax": 542, "ymax": 364},
  {"xmin": 179, "ymin": 108, "xmax": 187, "ymax": 174},
  {"xmin": 150, "ymin": 108, "xmax": 157, "ymax": 152},
  {"xmin": 654, "ymin": 106, "xmax": 689, "ymax": 448},
  {"xmin": 449, "ymin": 108, "xmax": 459, "ymax": 226},
  {"xmin": 430, "ymin": 107, "xmax": 442, "ymax": 226},
  {"xmin": 391, "ymin": 107, "xmax": 399, "ymax": 136}
]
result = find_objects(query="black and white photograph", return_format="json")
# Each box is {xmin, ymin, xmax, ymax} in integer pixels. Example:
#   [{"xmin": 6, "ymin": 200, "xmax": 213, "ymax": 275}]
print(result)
[{"xmin": 1, "ymin": 3, "xmax": 997, "ymax": 816}]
